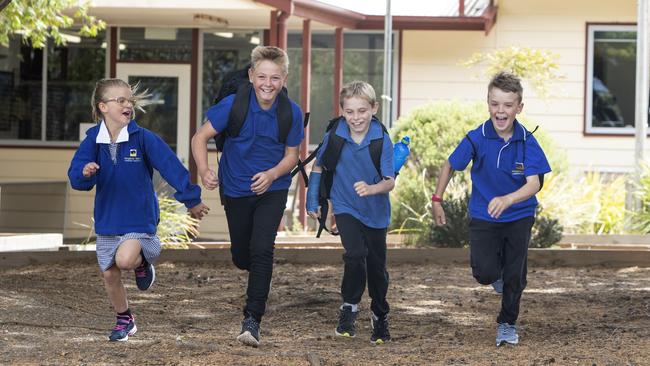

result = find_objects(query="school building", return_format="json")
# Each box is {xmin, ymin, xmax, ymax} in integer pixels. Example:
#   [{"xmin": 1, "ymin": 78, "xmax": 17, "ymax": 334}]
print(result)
[{"xmin": 0, "ymin": 0, "xmax": 645, "ymax": 240}]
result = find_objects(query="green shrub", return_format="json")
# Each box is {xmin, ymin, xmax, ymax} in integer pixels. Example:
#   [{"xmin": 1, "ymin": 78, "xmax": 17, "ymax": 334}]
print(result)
[{"xmin": 390, "ymin": 101, "xmax": 565, "ymax": 246}]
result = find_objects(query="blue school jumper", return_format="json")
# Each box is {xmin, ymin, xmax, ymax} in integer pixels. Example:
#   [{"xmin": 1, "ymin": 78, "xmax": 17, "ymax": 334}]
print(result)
[
  {"xmin": 448, "ymin": 119, "xmax": 551, "ymax": 222},
  {"xmin": 205, "ymin": 92, "xmax": 304, "ymax": 198},
  {"xmin": 316, "ymin": 120, "xmax": 394, "ymax": 229},
  {"xmin": 68, "ymin": 120, "xmax": 201, "ymax": 235}
]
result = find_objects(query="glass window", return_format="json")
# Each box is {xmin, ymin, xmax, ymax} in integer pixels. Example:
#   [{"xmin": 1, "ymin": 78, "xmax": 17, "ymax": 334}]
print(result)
[
  {"xmin": 0, "ymin": 30, "xmax": 106, "ymax": 143},
  {"xmin": 0, "ymin": 35, "xmax": 44, "ymax": 140},
  {"xmin": 47, "ymin": 31, "xmax": 106, "ymax": 141},
  {"xmin": 201, "ymin": 31, "xmax": 261, "ymax": 114},
  {"xmin": 287, "ymin": 32, "xmax": 393, "ymax": 144},
  {"xmin": 120, "ymin": 28, "xmax": 193, "ymax": 62},
  {"xmin": 587, "ymin": 24, "xmax": 647, "ymax": 133}
]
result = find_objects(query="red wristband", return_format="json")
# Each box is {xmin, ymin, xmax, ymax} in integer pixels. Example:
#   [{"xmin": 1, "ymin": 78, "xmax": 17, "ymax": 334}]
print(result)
[{"xmin": 431, "ymin": 194, "xmax": 443, "ymax": 203}]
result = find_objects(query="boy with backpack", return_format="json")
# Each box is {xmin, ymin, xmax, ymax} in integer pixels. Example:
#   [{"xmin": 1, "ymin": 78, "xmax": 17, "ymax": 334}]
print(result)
[
  {"xmin": 306, "ymin": 80, "xmax": 395, "ymax": 345},
  {"xmin": 431, "ymin": 72, "xmax": 551, "ymax": 346},
  {"xmin": 191, "ymin": 46, "xmax": 304, "ymax": 347}
]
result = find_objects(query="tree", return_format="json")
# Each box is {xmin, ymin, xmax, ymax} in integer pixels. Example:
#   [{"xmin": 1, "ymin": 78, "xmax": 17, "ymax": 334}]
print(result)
[
  {"xmin": 461, "ymin": 46, "xmax": 565, "ymax": 98},
  {"xmin": 0, "ymin": 0, "xmax": 105, "ymax": 48}
]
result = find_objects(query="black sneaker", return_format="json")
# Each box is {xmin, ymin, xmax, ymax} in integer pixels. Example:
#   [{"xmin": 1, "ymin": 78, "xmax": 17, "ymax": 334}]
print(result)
[
  {"xmin": 370, "ymin": 313, "xmax": 391, "ymax": 345},
  {"xmin": 108, "ymin": 314, "xmax": 137, "ymax": 342},
  {"xmin": 134, "ymin": 259, "xmax": 155, "ymax": 291},
  {"xmin": 335, "ymin": 305, "xmax": 358, "ymax": 338},
  {"xmin": 236, "ymin": 314, "xmax": 260, "ymax": 347}
]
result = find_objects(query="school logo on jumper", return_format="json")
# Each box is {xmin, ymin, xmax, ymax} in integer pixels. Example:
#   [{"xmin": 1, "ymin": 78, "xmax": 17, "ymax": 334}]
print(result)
[
  {"xmin": 124, "ymin": 148, "xmax": 142, "ymax": 163},
  {"xmin": 512, "ymin": 162, "xmax": 525, "ymax": 175}
]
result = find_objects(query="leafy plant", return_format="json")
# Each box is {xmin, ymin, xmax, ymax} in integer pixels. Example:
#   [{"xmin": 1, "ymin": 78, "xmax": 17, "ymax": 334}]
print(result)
[
  {"xmin": 460, "ymin": 46, "xmax": 565, "ymax": 98},
  {"xmin": 0, "ymin": 0, "xmax": 106, "ymax": 48}
]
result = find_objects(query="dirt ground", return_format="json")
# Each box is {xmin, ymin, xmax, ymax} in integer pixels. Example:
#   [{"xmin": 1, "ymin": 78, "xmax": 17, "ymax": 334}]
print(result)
[{"xmin": 1, "ymin": 257, "xmax": 649, "ymax": 366}]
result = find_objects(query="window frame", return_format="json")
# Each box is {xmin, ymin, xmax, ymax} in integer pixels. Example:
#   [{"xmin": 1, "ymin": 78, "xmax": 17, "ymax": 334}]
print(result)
[{"xmin": 585, "ymin": 23, "xmax": 639, "ymax": 136}]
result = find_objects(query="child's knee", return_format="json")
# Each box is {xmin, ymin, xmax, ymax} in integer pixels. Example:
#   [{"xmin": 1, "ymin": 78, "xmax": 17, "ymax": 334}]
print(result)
[
  {"xmin": 102, "ymin": 268, "xmax": 121, "ymax": 284},
  {"xmin": 115, "ymin": 253, "xmax": 139, "ymax": 270},
  {"xmin": 231, "ymin": 256, "xmax": 251, "ymax": 270}
]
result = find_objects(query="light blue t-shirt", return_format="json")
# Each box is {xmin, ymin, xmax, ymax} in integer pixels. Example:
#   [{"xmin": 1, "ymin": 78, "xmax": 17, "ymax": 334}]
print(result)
[
  {"xmin": 317, "ymin": 119, "xmax": 394, "ymax": 229},
  {"xmin": 205, "ymin": 92, "xmax": 304, "ymax": 198}
]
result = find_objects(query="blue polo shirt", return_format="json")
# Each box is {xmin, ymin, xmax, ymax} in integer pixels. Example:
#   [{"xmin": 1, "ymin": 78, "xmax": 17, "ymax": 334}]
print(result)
[
  {"xmin": 205, "ymin": 92, "xmax": 304, "ymax": 198},
  {"xmin": 448, "ymin": 119, "xmax": 551, "ymax": 223},
  {"xmin": 316, "ymin": 119, "xmax": 394, "ymax": 229}
]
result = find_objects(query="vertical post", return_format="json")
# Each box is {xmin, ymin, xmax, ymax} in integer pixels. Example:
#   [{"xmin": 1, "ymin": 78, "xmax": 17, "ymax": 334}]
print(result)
[
  {"xmin": 333, "ymin": 27, "xmax": 344, "ymax": 116},
  {"xmin": 109, "ymin": 27, "xmax": 117, "ymax": 78},
  {"xmin": 459, "ymin": 0, "xmax": 465, "ymax": 16},
  {"xmin": 277, "ymin": 11, "xmax": 289, "ymax": 50},
  {"xmin": 269, "ymin": 10, "xmax": 278, "ymax": 47},
  {"xmin": 298, "ymin": 19, "xmax": 312, "ymax": 229},
  {"xmin": 381, "ymin": 0, "xmax": 393, "ymax": 127},
  {"xmin": 189, "ymin": 29, "xmax": 199, "ymax": 183},
  {"xmin": 635, "ymin": 0, "xmax": 649, "ymax": 210}
]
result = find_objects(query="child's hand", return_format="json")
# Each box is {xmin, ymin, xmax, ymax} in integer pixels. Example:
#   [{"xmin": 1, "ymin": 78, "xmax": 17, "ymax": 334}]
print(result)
[
  {"xmin": 189, "ymin": 202, "xmax": 210, "ymax": 220},
  {"xmin": 487, "ymin": 196, "xmax": 514, "ymax": 219},
  {"xmin": 432, "ymin": 202, "xmax": 446, "ymax": 226},
  {"xmin": 251, "ymin": 171, "xmax": 275, "ymax": 195},
  {"xmin": 82, "ymin": 162, "xmax": 100, "ymax": 178},
  {"xmin": 200, "ymin": 169, "xmax": 219, "ymax": 190},
  {"xmin": 307, "ymin": 207, "xmax": 321, "ymax": 220},
  {"xmin": 353, "ymin": 181, "xmax": 375, "ymax": 197}
]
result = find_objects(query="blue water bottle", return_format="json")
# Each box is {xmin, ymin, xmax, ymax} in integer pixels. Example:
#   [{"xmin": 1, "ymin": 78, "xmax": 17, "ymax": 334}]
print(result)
[{"xmin": 393, "ymin": 136, "xmax": 411, "ymax": 174}]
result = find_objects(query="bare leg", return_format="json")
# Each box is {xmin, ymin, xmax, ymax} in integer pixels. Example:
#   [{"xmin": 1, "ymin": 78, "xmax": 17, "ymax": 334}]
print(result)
[{"xmin": 102, "ymin": 266, "xmax": 128, "ymax": 313}]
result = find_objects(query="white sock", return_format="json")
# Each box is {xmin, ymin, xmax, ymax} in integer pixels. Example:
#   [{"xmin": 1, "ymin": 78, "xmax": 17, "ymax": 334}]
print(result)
[{"xmin": 341, "ymin": 303, "xmax": 358, "ymax": 312}]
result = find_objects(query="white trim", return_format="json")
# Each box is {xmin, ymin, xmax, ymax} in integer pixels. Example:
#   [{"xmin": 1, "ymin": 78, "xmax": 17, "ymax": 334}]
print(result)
[
  {"xmin": 41, "ymin": 40, "xmax": 48, "ymax": 142},
  {"xmin": 116, "ymin": 63, "xmax": 192, "ymax": 167},
  {"xmin": 496, "ymin": 142, "xmax": 509, "ymax": 169},
  {"xmin": 586, "ymin": 24, "xmax": 638, "ymax": 134}
]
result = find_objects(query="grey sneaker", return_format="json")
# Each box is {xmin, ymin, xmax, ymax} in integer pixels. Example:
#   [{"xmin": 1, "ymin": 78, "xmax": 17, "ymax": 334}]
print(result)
[
  {"xmin": 496, "ymin": 322, "xmax": 519, "ymax": 346},
  {"xmin": 491, "ymin": 278, "xmax": 504, "ymax": 294}
]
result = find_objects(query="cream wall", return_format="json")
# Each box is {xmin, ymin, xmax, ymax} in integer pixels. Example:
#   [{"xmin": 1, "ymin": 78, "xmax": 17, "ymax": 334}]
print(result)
[
  {"xmin": 0, "ymin": 148, "xmax": 228, "ymax": 240},
  {"xmin": 400, "ymin": 0, "xmax": 643, "ymax": 173}
]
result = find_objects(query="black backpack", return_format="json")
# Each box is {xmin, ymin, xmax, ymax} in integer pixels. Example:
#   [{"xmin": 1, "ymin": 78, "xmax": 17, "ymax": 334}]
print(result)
[{"xmin": 292, "ymin": 116, "xmax": 388, "ymax": 237}]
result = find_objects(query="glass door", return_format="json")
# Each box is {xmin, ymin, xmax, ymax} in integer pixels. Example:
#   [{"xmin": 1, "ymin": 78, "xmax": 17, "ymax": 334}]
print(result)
[{"xmin": 115, "ymin": 63, "xmax": 191, "ymax": 167}]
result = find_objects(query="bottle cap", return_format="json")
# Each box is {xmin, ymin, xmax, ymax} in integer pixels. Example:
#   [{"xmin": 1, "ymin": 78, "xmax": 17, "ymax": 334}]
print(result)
[{"xmin": 402, "ymin": 136, "xmax": 410, "ymax": 145}]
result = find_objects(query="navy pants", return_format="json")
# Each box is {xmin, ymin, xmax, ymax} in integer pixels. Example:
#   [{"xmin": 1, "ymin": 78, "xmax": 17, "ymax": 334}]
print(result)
[
  {"xmin": 469, "ymin": 216, "xmax": 534, "ymax": 325},
  {"xmin": 335, "ymin": 213, "xmax": 390, "ymax": 317},
  {"xmin": 223, "ymin": 189, "xmax": 288, "ymax": 322}
]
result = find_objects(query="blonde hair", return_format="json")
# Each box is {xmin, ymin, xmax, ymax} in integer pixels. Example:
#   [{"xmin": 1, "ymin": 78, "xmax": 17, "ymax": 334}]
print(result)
[
  {"xmin": 339, "ymin": 80, "xmax": 378, "ymax": 108},
  {"xmin": 488, "ymin": 72, "xmax": 523, "ymax": 103},
  {"xmin": 250, "ymin": 46, "xmax": 289, "ymax": 75},
  {"xmin": 90, "ymin": 78, "xmax": 151, "ymax": 122}
]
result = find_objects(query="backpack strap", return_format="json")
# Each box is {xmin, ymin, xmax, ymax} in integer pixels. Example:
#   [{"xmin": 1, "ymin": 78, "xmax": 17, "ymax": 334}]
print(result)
[
  {"xmin": 226, "ymin": 82, "xmax": 253, "ymax": 137},
  {"xmin": 368, "ymin": 118, "xmax": 388, "ymax": 178},
  {"xmin": 276, "ymin": 88, "xmax": 293, "ymax": 144},
  {"xmin": 316, "ymin": 118, "xmax": 345, "ymax": 238},
  {"xmin": 465, "ymin": 133, "xmax": 477, "ymax": 162},
  {"xmin": 292, "ymin": 112, "xmax": 311, "ymax": 186}
]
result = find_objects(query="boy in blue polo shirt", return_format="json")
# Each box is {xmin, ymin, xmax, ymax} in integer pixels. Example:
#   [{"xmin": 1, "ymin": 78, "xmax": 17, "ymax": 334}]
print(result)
[
  {"xmin": 306, "ymin": 81, "xmax": 395, "ymax": 345},
  {"xmin": 431, "ymin": 72, "xmax": 551, "ymax": 347},
  {"xmin": 191, "ymin": 46, "xmax": 304, "ymax": 347}
]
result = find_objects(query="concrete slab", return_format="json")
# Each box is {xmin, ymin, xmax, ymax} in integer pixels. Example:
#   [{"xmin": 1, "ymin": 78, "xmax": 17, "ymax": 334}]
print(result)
[{"xmin": 0, "ymin": 233, "xmax": 63, "ymax": 252}]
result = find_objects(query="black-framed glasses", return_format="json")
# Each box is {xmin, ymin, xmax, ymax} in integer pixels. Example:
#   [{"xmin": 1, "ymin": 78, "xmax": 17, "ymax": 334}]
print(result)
[{"xmin": 103, "ymin": 97, "xmax": 136, "ymax": 106}]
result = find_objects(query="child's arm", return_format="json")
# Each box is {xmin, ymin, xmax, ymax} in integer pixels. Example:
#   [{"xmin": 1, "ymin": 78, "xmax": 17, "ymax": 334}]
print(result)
[
  {"xmin": 144, "ymin": 130, "xmax": 202, "ymax": 210},
  {"xmin": 306, "ymin": 164, "xmax": 322, "ymax": 219},
  {"xmin": 68, "ymin": 137, "xmax": 99, "ymax": 191},
  {"xmin": 487, "ymin": 174, "xmax": 541, "ymax": 219},
  {"xmin": 353, "ymin": 177, "xmax": 395, "ymax": 197},
  {"xmin": 191, "ymin": 122, "xmax": 219, "ymax": 190},
  {"xmin": 250, "ymin": 145, "xmax": 299, "ymax": 195},
  {"xmin": 431, "ymin": 160, "xmax": 455, "ymax": 226}
]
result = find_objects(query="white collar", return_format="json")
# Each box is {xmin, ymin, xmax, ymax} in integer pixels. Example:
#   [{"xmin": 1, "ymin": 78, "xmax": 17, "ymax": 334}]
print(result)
[{"xmin": 96, "ymin": 121, "xmax": 130, "ymax": 144}]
